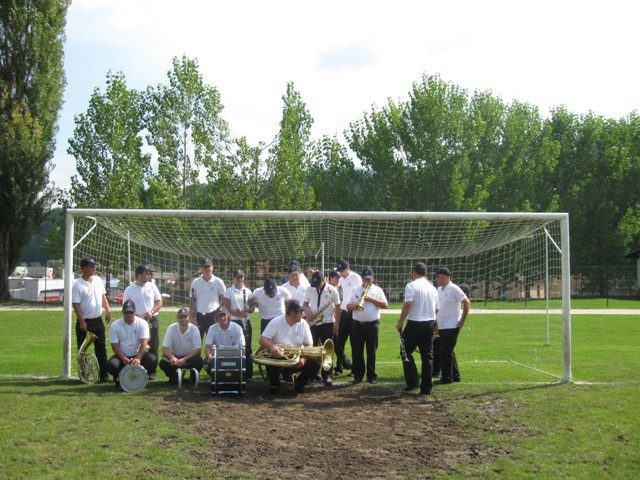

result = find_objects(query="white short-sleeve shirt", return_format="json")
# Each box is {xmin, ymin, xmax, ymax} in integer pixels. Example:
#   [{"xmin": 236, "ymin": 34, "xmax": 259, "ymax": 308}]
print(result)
[
  {"xmin": 437, "ymin": 282, "xmax": 468, "ymax": 329},
  {"xmin": 162, "ymin": 322, "xmax": 202, "ymax": 357},
  {"xmin": 223, "ymin": 285, "xmax": 253, "ymax": 320},
  {"xmin": 305, "ymin": 284, "xmax": 341, "ymax": 324},
  {"xmin": 190, "ymin": 275, "xmax": 226, "ymax": 314},
  {"xmin": 72, "ymin": 275, "xmax": 105, "ymax": 318},
  {"xmin": 123, "ymin": 281, "xmax": 162, "ymax": 316},
  {"xmin": 205, "ymin": 321, "xmax": 246, "ymax": 348},
  {"xmin": 109, "ymin": 316, "xmax": 150, "ymax": 357},
  {"xmin": 349, "ymin": 284, "xmax": 387, "ymax": 322},
  {"xmin": 281, "ymin": 281, "xmax": 307, "ymax": 304},
  {"xmin": 252, "ymin": 286, "xmax": 292, "ymax": 319},
  {"xmin": 405, "ymin": 277, "xmax": 439, "ymax": 322},
  {"xmin": 261, "ymin": 314, "xmax": 313, "ymax": 347},
  {"xmin": 339, "ymin": 271, "xmax": 362, "ymax": 309}
]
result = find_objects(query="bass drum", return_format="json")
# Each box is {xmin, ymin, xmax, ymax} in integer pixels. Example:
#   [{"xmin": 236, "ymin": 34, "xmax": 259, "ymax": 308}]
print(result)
[{"xmin": 119, "ymin": 364, "xmax": 148, "ymax": 393}]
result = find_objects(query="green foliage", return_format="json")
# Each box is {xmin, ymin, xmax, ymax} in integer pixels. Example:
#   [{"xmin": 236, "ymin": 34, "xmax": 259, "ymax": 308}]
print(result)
[{"xmin": 0, "ymin": 0, "xmax": 70, "ymax": 299}]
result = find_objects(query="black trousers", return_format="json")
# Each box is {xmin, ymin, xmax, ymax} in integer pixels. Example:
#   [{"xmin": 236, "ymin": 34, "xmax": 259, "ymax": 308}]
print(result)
[
  {"xmin": 76, "ymin": 317, "xmax": 109, "ymax": 381},
  {"xmin": 310, "ymin": 322, "xmax": 334, "ymax": 379},
  {"xmin": 260, "ymin": 317, "xmax": 273, "ymax": 334},
  {"xmin": 159, "ymin": 355, "xmax": 202, "ymax": 382},
  {"xmin": 401, "ymin": 320, "xmax": 435, "ymax": 393},
  {"xmin": 231, "ymin": 319, "xmax": 253, "ymax": 379},
  {"xmin": 334, "ymin": 309, "xmax": 352, "ymax": 370},
  {"xmin": 106, "ymin": 352, "xmax": 158, "ymax": 380},
  {"xmin": 147, "ymin": 315, "xmax": 159, "ymax": 360},
  {"xmin": 433, "ymin": 328, "xmax": 460, "ymax": 382},
  {"xmin": 196, "ymin": 311, "xmax": 216, "ymax": 340},
  {"xmin": 350, "ymin": 320, "xmax": 379, "ymax": 382},
  {"xmin": 266, "ymin": 359, "xmax": 319, "ymax": 390}
]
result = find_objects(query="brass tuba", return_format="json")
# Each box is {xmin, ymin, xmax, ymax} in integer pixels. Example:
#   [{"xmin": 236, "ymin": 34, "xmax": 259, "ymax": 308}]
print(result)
[
  {"xmin": 355, "ymin": 283, "xmax": 371, "ymax": 311},
  {"xmin": 78, "ymin": 331, "xmax": 100, "ymax": 384},
  {"xmin": 252, "ymin": 338, "xmax": 334, "ymax": 371}
]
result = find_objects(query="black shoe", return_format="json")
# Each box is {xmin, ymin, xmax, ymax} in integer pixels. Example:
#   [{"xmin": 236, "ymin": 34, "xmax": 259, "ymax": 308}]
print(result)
[
  {"xmin": 343, "ymin": 360, "xmax": 353, "ymax": 370},
  {"xmin": 367, "ymin": 378, "xmax": 377, "ymax": 384},
  {"xmin": 420, "ymin": 389, "xmax": 431, "ymax": 395},
  {"xmin": 294, "ymin": 385, "xmax": 305, "ymax": 394},
  {"xmin": 334, "ymin": 369, "xmax": 343, "ymax": 377},
  {"xmin": 353, "ymin": 377, "xmax": 362, "ymax": 385},
  {"xmin": 453, "ymin": 378, "xmax": 461, "ymax": 383},
  {"xmin": 323, "ymin": 376, "xmax": 333, "ymax": 386},
  {"xmin": 436, "ymin": 379, "xmax": 453, "ymax": 385},
  {"xmin": 404, "ymin": 385, "xmax": 419, "ymax": 391},
  {"xmin": 432, "ymin": 371, "xmax": 441, "ymax": 378}
]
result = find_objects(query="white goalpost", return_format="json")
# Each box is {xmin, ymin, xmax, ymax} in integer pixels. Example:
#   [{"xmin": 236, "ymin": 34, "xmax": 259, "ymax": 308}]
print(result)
[{"xmin": 62, "ymin": 209, "xmax": 572, "ymax": 382}]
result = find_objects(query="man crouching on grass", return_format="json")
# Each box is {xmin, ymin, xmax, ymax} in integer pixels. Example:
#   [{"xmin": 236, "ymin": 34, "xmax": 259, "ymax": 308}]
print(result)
[{"xmin": 257, "ymin": 300, "xmax": 318, "ymax": 394}]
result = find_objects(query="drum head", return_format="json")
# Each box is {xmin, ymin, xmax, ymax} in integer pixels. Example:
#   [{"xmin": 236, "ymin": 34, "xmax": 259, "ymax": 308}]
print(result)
[{"xmin": 119, "ymin": 364, "xmax": 148, "ymax": 393}]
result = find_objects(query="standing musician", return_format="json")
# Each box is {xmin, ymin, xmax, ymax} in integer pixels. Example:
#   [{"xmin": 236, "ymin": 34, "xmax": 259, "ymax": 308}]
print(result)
[
  {"xmin": 202, "ymin": 307, "xmax": 246, "ymax": 377},
  {"xmin": 433, "ymin": 268, "xmax": 470, "ymax": 384},
  {"xmin": 249, "ymin": 278, "xmax": 292, "ymax": 334},
  {"xmin": 303, "ymin": 271, "xmax": 341, "ymax": 386},
  {"xmin": 396, "ymin": 262, "xmax": 440, "ymax": 395},
  {"xmin": 123, "ymin": 264, "xmax": 163, "ymax": 379},
  {"xmin": 346, "ymin": 267, "xmax": 388, "ymax": 384},
  {"xmin": 258, "ymin": 300, "xmax": 317, "ymax": 394},
  {"xmin": 159, "ymin": 307, "xmax": 202, "ymax": 384},
  {"xmin": 222, "ymin": 269, "xmax": 255, "ymax": 380},
  {"xmin": 335, "ymin": 259, "xmax": 361, "ymax": 375},
  {"xmin": 72, "ymin": 256, "xmax": 112, "ymax": 382},
  {"xmin": 189, "ymin": 258, "xmax": 226, "ymax": 340},
  {"xmin": 281, "ymin": 262, "xmax": 307, "ymax": 304},
  {"xmin": 107, "ymin": 300, "xmax": 158, "ymax": 387}
]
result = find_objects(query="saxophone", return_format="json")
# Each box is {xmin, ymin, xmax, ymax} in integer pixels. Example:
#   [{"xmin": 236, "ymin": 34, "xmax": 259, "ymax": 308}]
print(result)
[{"xmin": 307, "ymin": 298, "xmax": 334, "ymax": 327}]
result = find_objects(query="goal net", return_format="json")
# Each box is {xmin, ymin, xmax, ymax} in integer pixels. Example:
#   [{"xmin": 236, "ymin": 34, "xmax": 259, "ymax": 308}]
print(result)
[{"xmin": 62, "ymin": 210, "xmax": 571, "ymax": 382}]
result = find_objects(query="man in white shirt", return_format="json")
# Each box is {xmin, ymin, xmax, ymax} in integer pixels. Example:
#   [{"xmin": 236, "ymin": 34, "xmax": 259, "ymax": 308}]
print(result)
[
  {"xmin": 123, "ymin": 264, "xmax": 163, "ymax": 378},
  {"xmin": 189, "ymin": 258, "xmax": 226, "ymax": 340},
  {"xmin": 281, "ymin": 263, "xmax": 307, "ymax": 304},
  {"xmin": 107, "ymin": 300, "xmax": 157, "ymax": 386},
  {"xmin": 203, "ymin": 306, "xmax": 246, "ymax": 377},
  {"xmin": 335, "ymin": 259, "xmax": 361, "ymax": 375},
  {"xmin": 347, "ymin": 267, "xmax": 388, "ymax": 384},
  {"xmin": 249, "ymin": 278, "xmax": 292, "ymax": 333},
  {"xmin": 159, "ymin": 307, "xmax": 202, "ymax": 384},
  {"xmin": 72, "ymin": 256, "xmax": 112, "ymax": 382},
  {"xmin": 222, "ymin": 269, "xmax": 254, "ymax": 380},
  {"xmin": 434, "ymin": 267, "xmax": 470, "ymax": 384},
  {"xmin": 258, "ymin": 300, "xmax": 316, "ymax": 394},
  {"xmin": 396, "ymin": 262, "xmax": 439, "ymax": 395}
]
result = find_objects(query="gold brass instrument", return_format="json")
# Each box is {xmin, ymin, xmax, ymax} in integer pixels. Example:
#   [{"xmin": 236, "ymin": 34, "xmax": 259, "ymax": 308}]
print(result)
[
  {"xmin": 78, "ymin": 331, "xmax": 100, "ymax": 384},
  {"xmin": 355, "ymin": 283, "xmax": 372, "ymax": 311},
  {"xmin": 307, "ymin": 299, "xmax": 334, "ymax": 327},
  {"xmin": 252, "ymin": 338, "xmax": 334, "ymax": 371}
]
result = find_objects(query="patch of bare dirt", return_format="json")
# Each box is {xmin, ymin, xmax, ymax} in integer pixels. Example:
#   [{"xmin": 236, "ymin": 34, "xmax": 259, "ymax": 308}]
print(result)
[{"xmin": 156, "ymin": 379, "xmax": 505, "ymax": 479}]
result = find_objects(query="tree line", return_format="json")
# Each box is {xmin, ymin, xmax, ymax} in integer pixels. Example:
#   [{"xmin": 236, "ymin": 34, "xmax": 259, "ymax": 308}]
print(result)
[{"xmin": 61, "ymin": 56, "xmax": 640, "ymax": 269}]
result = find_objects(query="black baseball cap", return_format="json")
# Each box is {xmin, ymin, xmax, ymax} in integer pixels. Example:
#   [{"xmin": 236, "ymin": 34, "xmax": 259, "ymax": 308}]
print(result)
[
  {"xmin": 177, "ymin": 307, "xmax": 189, "ymax": 317},
  {"xmin": 435, "ymin": 267, "xmax": 451, "ymax": 277},
  {"xmin": 310, "ymin": 271, "xmax": 324, "ymax": 287},
  {"xmin": 122, "ymin": 299, "xmax": 136, "ymax": 313},
  {"xmin": 80, "ymin": 257, "xmax": 97, "ymax": 268},
  {"xmin": 215, "ymin": 306, "xmax": 228, "ymax": 317},
  {"xmin": 233, "ymin": 268, "xmax": 245, "ymax": 277},
  {"xmin": 202, "ymin": 258, "xmax": 213, "ymax": 267},
  {"xmin": 286, "ymin": 300, "xmax": 305, "ymax": 314},
  {"xmin": 288, "ymin": 263, "xmax": 302, "ymax": 274},
  {"xmin": 135, "ymin": 264, "xmax": 153, "ymax": 275},
  {"xmin": 336, "ymin": 259, "xmax": 349, "ymax": 272},
  {"xmin": 360, "ymin": 267, "xmax": 374, "ymax": 279},
  {"xmin": 413, "ymin": 262, "xmax": 428, "ymax": 275},
  {"xmin": 328, "ymin": 270, "xmax": 340, "ymax": 279},
  {"xmin": 264, "ymin": 278, "xmax": 277, "ymax": 296}
]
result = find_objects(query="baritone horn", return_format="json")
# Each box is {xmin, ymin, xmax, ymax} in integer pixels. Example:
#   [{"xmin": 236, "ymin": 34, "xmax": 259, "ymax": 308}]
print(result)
[
  {"xmin": 78, "ymin": 331, "xmax": 100, "ymax": 384},
  {"xmin": 252, "ymin": 339, "xmax": 334, "ymax": 371}
]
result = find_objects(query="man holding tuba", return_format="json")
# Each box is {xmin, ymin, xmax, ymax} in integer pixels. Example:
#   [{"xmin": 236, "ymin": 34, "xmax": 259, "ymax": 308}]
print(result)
[
  {"xmin": 257, "ymin": 300, "xmax": 317, "ymax": 394},
  {"xmin": 303, "ymin": 271, "xmax": 341, "ymax": 386},
  {"xmin": 346, "ymin": 267, "xmax": 388, "ymax": 385}
]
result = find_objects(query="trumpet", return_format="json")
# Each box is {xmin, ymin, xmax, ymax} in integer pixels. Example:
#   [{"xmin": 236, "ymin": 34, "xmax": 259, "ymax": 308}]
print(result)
[
  {"xmin": 78, "ymin": 331, "xmax": 100, "ymax": 384},
  {"xmin": 252, "ymin": 339, "xmax": 334, "ymax": 371},
  {"xmin": 307, "ymin": 299, "xmax": 334, "ymax": 327},
  {"xmin": 355, "ymin": 283, "xmax": 372, "ymax": 311}
]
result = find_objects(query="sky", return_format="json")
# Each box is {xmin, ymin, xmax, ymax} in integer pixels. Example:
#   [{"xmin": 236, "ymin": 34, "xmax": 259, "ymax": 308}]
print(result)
[{"xmin": 51, "ymin": 0, "xmax": 640, "ymax": 190}]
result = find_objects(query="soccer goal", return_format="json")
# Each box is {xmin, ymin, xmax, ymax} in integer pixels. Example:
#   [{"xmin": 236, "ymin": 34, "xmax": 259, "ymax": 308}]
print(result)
[{"xmin": 62, "ymin": 209, "xmax": 571, "ymax": 382}]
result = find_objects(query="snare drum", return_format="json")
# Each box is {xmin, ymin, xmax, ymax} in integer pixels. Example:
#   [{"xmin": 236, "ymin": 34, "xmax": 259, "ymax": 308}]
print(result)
[
  {"xmin": 119, "ymin": 364, "xmax": 148, "ymax": 393},
  {"xmin": 210, "ymin": 346, "xmax": 246, "ymax": 395}
]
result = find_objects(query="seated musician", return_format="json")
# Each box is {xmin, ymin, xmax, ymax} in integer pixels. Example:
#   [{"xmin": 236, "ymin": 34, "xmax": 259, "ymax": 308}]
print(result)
[
  {"xmin": 202, "ymin": 307, "xmax": 245, "ymax": 376},
  {"xmin": 258, "ymin": 300, "xmax": 318, "ymax": 394},
  {"xmin": 107, "ymin": 299, "xmax": 158, "ymax": 387},
  {"xmin": 159, "ymin": 307, "xmax": 203, "ymax": 384}
]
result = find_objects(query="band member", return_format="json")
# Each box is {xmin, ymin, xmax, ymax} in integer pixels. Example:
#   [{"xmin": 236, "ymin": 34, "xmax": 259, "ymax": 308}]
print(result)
[
  {"xmin": 303, "ymin": 271, "xmax": 341, "ymax": 386},
  {"xmin": 346, "ymin": 267, "xmax": 388, "ymax": 384},
  {"xmin": 282, "ymin": 262, "xmax": 307, "ymax": 304},
  {"xmin": 72, "ymin": 256, "xmax": 112, "ymax": 382},
  {"xmin": 287, "ymin": 260, "xmax": 311, "ymax": 288},
  {"xmin": 123, "ymin": 264, "xmax": 163, "ymax": 379},
  {"xmin": 335, "ymin": 259, "xmax": 361, "ymax": 374},
  {"xmin": 396, "ymin": 262, "xmax": 439, "ymax": 395},
  {"xmin": 107, "ymin": 300, "xmax": 157, "ymax": 387},
  {"xmin": 249, "ymin": 278, "xmax": 292, "ymax": 333},
  {"xmin": 222, "ymin": 269, "xmax": 254, "ymax": 379},
  {"xmin": 433, "ymin": 268, "xmax": 470, "ymax": 384},
  {"xmin": 258, "ymin": 300, "xmax": 317, "ymax": 394},
  {"xmin": 202, "ymin": 307, "xmax": 246, "ymax": 376},
  {"xmin": 189, "ymin": 258, "xmax": 226, "ymax": 340},
  {"xmin": 159, "ymin": 307, "xmax": 202, "ymax": 384}
]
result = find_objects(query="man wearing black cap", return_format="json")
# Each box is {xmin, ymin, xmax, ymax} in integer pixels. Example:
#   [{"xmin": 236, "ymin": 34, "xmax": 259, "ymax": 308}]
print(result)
[
  {"xmin": 203, "ymin": 306, "xmax": 246, "ymax": 377},
  {"xmin": 159, "ymin": 307, "xmax": 202, "ymax": 384},
  {"xmin": 346, "ymin": 267, "xmax": 388, "ymax": 384},
  {"xmin": 335, "ymin": 259, "xmax": 361, "ymax": 375},
  {"xmin": 123, "ymin": 264, "xmax": 163, "ymax": 378},
  {"xmin": 434, "ymin": 267, "xmax": 470, "ymax": 384},
  {"xmin": 222, "ymin": 268, "xmax": 255, "ymax": 379},
  {"xmin": 189, "ymin": 258, "xmax": 226, "ymax": 340},
  {"xmin": 303, "ymin": 271, "xmax": 341, "ymax": 386},
  {"xmin": 107, "ymin": 299, "xmax": 158, "ymax": 386},
  {"xmin": 258, "ymin": 300, "xmax": 317, "ymax": 394},
  {"xmin": 72, "ymin": 256, "xmax": 112, "ymax": 382},
  {"xmin": 249, "ymin": 278, "xmax": 292, "ymax": 333},
  {"xmin": 396, "ymin": 262, "xmax": 440, "ymax": 395},
  {"xmin": 282, "ymin": 262, "xmax": 307, "ymax": 304}
]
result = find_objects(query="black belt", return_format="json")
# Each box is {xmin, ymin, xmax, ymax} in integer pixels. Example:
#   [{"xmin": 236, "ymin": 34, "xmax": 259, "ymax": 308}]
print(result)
[{"xmin": 353, "ymin": 320, "xmax": 379, "ymax": 325}]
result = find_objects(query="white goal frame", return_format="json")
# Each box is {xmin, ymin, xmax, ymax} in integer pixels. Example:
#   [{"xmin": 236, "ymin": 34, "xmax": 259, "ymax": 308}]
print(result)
[{"xmin": 62, "ymin": 209, "xmax": 572, "ymax": 382}]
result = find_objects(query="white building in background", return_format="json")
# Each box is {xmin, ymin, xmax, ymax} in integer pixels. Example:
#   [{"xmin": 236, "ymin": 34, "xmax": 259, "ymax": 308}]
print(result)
[{"xmin": 9, "ymin": 277, "xmax": 119, "ymax": 302}]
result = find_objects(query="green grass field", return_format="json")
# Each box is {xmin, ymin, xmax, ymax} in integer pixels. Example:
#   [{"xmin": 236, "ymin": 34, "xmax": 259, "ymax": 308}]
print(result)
[{"xmin": 0, "ymin": 307, "xmax": 639, "ymax": 479}]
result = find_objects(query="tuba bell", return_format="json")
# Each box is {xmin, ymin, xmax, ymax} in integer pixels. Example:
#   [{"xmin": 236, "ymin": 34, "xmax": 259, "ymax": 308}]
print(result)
[{"xmin": 78, "ymin": 331, "xmax": 100, "ymax": 384}]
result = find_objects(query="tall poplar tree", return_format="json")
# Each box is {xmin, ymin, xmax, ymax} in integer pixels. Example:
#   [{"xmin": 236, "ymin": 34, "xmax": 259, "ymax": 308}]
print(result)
[{"xmin": 0, "ymin": 0, "xmax": 69, "ymax": 299}]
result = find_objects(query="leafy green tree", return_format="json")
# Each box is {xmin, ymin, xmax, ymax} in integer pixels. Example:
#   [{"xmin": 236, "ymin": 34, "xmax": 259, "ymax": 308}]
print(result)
[
  {"xmin": 262, "ymin": 82, "xmax": 317, "ymax": 211},
  {"xmin": 145, "ymin": 55, "xmax": 228, "ymax": 209},
  {"xmin": 0, "ymin": 0, "xmax": 69, "ymax": 299},
  {"xmin": 67, "ymin": 71, "xmax": 150, "ymax": 208}
]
